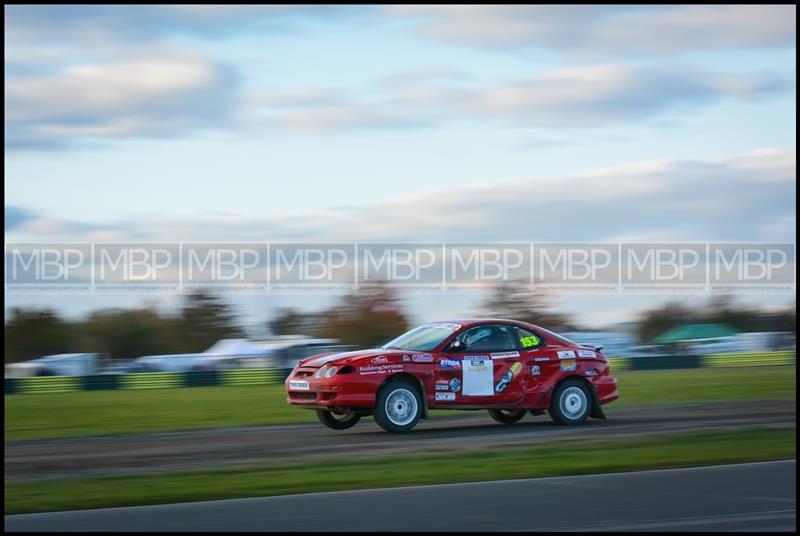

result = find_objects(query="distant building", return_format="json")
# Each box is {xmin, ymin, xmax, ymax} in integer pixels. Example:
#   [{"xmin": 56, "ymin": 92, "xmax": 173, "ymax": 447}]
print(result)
[
  {"xmin": 650, "ymin": 323, "xmax": 794, "ymax": 355},
  {"xmin": 4, "ymin": 353, "xmax": 108, "ymax": 377},
  {"xmin": 120, "ymin": 336, "xmax": 352, "ymax": 373}
]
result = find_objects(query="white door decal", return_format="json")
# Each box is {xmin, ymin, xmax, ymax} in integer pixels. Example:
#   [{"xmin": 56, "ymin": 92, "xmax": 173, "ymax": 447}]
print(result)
[{"xmin": 462, "ymin": 357, "xmax": 493, "ymax": 396}]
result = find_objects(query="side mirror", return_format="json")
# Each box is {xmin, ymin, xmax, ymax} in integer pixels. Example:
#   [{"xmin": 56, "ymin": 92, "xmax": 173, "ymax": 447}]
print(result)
[{"xmin": 447, "ymin": 340, "xmax": 467, "ymax": 352}]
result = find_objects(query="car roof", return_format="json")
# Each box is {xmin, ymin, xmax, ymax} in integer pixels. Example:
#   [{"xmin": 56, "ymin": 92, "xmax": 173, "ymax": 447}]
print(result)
[
  {"xmin": 431, "ymin": 319, "xmax": 576, "ymax": 346},
  {"xmin": 436, "ymin": 318, "xmax": 529, "ymax": 327}
]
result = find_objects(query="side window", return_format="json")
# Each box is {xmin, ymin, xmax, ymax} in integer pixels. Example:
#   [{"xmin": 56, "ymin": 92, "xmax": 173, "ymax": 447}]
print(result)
[
  {"xmin": 516, "ymin": 327, "xmax": 544, "ymax": 350},
  {"xmin": 456, "ymin": 325, "xmax": 517, "ymax": 352}
]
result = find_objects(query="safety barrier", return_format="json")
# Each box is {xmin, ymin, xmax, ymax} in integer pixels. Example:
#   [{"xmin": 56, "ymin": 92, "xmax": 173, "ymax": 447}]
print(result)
[
  {"xmin": 703, "ymin": 351, "xmax": 796, "ymax": 368},
  {"xmin": 608, "ymin": 351, "xmax": 795, "ymax": 371},
  {"xmin": 4, "ymin": 353, "xmax": 795, "ymax": 394},
  {"xmin": 14, "ymin": 375, "xmax": 82, "ymax": 394},
  {"xmin": 607, "ymin": 357, "xmax": 631, "ymax": 371},
  {"xmin": 222, "ymin": 368, "xmax": 286, "ymax": 386},
  {"xmin": 4, "ymin": 367, "xmax": 295, "ymax": 395},
  {"xmin": 121, "ymin": 372, "xmax": 184, "ymax": 390}
]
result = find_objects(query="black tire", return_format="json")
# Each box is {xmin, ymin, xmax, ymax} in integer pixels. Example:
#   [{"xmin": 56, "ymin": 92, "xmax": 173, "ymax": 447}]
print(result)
[
  {"xmin": 373, "ymin": 380, "xmax": 423, "ymax": 433},
  {"xmin": 549, "ymin": 379, "xmax": 591, "ymax": 425},
  {"xmin": 487, "ymin": 409, "xmax": 527, "ymax": 424},
  {"xmin": 316, "ymin": 409, "xmax": 361, "ymax": 430}
]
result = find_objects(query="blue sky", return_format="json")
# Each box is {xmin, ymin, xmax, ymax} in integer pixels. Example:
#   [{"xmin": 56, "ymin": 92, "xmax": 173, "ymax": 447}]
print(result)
[{"xmin": 4, "ymin": 5, "xmax": 796, "ymax": 330}]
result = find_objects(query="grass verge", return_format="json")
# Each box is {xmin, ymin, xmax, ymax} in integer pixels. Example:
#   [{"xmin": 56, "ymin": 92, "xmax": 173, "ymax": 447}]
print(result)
[
  {"xmin": 5, "ymin": 365, "xmax": 796, "ymax": 441},
  {"xmin": 5, "ymin": 426, "xmax": 795, "ymax": 514}
]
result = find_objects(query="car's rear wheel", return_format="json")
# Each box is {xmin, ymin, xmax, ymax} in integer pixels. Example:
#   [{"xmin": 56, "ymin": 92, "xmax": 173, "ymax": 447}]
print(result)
[
  {"xmin": 316, "ymin": 409, "xmax": 361, "ymax": 430},
  {"xmin": 487, "ymin": 409, "xmax": 527, "ymax": 424},
  {"xmin": 374, "ymin": 380, "xmax": 422, "ymax": 433},
  {"xmin": 549, "ymin": 379, "xmax": 591, "ymax": 425}
]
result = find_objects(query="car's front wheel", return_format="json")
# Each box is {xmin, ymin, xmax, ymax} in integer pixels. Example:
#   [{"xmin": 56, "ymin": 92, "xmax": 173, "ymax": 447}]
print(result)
[
  {"xmin": 487, "ymin": 409, "xmax": 527, "ymax": 424},
  {"xmin": 374, "ymin": 380, "xmax": 422, "ymax": 433},
  {"xmin": 316, "ymin": 409, "xmax": 361, "ymax": 430},
  {"xmin": 549, "ymin": 379, "xmax": 591, "ymax": 425}
]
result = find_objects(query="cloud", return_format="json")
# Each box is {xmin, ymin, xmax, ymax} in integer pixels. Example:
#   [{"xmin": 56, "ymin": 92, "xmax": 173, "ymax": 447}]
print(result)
[
  {"xmin": 9, "ymin": 6, "xmax": 793, "ymax": 56},
  {"xmin": 449, "ymin": 64, "xmax": 787, "ymax": 126},
  {"xmin": 5, "ymin": 6, "xmax": 792, "ymax": 148},
  {"xmin": 4, "ymin": 206, "xmax": 149, "ymax": 241},
  {"xmin": 591, "ymin": 5, "xmax": 797, "ymax": 54},
  {"xmin": 246, "ymin": 64, "xmax": 786, "ymax": 131},
  {"xmin": 5, "ymin": 206, "xmax": 37, "ymax": 230},
  {"xmin": 6, "ymin": 147, "xmax": 795, "ymax": 244},
  {"xmin": 268, "ymin": 103, "xmax": 435, "ymax": 132},
  {"xmin": 5, "ymin": 47, "xmax": 238, "ymax": 149},
  {"xmin": 387, "ymin": 5, "xmax": 796, "ymax": 54},
  {"xmin": 3, "ymin": 5, "xmax": 349, "ymax": 43}
]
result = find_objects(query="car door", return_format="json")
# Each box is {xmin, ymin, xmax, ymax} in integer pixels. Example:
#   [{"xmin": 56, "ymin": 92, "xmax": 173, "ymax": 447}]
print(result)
[
  {"xmin": 435, "ymin": 324, "xmax": 525, "ymax": 407},
  {"xmin": 514, "ymin": 326, "xmax": 552, "ymax": 395}
]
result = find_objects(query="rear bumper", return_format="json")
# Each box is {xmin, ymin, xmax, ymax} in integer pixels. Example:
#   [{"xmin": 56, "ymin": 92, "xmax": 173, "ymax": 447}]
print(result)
[{"xmin": 594, "ymin": 374, "xmax": 619, "ymax": 405}]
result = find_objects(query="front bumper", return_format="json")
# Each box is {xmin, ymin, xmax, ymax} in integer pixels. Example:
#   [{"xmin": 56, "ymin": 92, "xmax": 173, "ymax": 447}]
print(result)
[{"xmin": 284, "ymin": 367, "xmax": 374, "ymax": 410}]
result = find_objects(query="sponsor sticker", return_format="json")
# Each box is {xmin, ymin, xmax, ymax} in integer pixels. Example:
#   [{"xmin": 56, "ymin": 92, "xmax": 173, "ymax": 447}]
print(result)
[
  {"xmin": 533, "ymin": 356, "xmax": 551, "ymax": 362},
  {"xmin": 435, "ymin": 382, "xmax": 450, "ymax": 391},
  {"xmin": 491, "ymin": 351, "xmax": 520, "ymax": 359},
  {"xmin": 358, "ymin": 363, "xmax": 403, "ymax": 376},
  {"xmin": 449, "ymin": 378, "xmax": 462, "ymax": 392},
  {"xmin": 463, "ymin": 357, "xmax": 494, "ymax": 396},
  {"xmin": 585, "ymin": 370, "xmax": 599, "ymax": 377},
  {"xmin": 412, "ymin": 353, "xmax": 434, "ymax": 363},
  {"xmin": 577, "ymin": 349, "xmax": 597, "ymax": 358},
  {"xmin": 495, "ymin": 362, "xmax": 523, "ymax": 393},
  {"xmin": 427, "ymin": 322, "xmax": 462, "ymax": 331},
  {"xmin": 435, "ymin": 392, "xmax": 456, "ymax": 401},
  {"xmin": 530, "ymin": 365, "xmax": 542, "ymax": 376},
  {"xmin": 560, "ymin": 358, "xmax": 577, "ymax": 371},
  {"xmin": 402, "ymin": 354, "xmax": 412, "ymax": 362},
  {"xmin": 288, "ymin": 380, "xmax": 309, "ymax": 391},
  {"xmin": 371, "ymin": 356, "xmax": 389, "ymax": 364},
  {"xmin": 440, "ymin": 358, "xmax": 462, "ymax": 369},
  {"xmin": 557, "ymin": 350, "xmax": 577, "ymax": 360}
]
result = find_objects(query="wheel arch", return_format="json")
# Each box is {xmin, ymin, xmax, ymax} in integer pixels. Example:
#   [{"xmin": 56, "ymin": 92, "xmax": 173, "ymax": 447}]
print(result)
[
  {"xmin": 379, "ymin": 372, "xmax": 428, "ymax": 419},
  {"xmin": 554, "ymin": 375, "xmax": 605, "ymax": 419}
]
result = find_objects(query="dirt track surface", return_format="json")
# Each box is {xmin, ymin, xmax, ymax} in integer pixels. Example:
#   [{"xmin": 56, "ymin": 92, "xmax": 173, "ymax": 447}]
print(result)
[{"xmin": 5, "ymin": 400, "xmax": 795, "ymax": 482}]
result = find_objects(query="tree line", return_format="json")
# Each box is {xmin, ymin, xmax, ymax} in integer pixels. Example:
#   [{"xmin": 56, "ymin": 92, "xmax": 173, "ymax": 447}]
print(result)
[{"xmin": 4, "ymin": 285, "xmax": 794, "ymax": 363}]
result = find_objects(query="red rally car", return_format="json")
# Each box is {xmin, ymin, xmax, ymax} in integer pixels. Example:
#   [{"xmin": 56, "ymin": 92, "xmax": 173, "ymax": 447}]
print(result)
[{"xmin": 285, "ymin": 319, "xmax": 619, "ymax": 433}]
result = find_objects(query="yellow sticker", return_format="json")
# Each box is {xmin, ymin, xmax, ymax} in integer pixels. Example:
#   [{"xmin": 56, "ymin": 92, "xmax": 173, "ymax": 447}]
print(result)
[{"xmin": 520, "ymin": 335, "xmax": 540, "ymax": 348}]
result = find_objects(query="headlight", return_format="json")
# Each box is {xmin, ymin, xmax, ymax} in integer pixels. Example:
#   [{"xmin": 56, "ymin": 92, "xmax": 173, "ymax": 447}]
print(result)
[{"xmin": 315, "ymin": 365, "xmax": 339, "ymax": 378}]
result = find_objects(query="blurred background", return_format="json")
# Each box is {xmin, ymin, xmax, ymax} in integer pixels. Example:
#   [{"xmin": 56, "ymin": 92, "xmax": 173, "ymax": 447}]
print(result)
[
  {"xmin": 3, "ymin": 287, "xmax": 797, "ymax": 376},
  {"xmin": 4, "ymin": 5, "xmax": 796, "ymax": 530}
]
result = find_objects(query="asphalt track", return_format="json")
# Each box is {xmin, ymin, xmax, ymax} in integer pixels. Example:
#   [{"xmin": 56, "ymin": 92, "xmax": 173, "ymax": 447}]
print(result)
[
  {"xmin": 5, "ymin": 461, "xmax": 796, "ymax": 531},
  {"xmin": 5, "ymin": 400, "xmax": 795, "ymax": 483}
]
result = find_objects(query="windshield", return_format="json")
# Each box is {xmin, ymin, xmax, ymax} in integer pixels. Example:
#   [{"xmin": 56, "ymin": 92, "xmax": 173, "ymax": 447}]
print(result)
[{"xmin": 381, "ymin": 323, "xmax": 462, "ymax": 352}]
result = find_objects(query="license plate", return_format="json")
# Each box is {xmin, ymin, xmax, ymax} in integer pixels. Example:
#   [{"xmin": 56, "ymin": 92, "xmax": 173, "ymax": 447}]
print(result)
[{"xmin": 289, "ymin": 380, "xmax": 309, "ymax": 391}]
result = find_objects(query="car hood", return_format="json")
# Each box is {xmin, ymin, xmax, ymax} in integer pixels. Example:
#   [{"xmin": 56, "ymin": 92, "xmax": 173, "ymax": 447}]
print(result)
[{"xmin": 300, "ymin": 348, "xmax": 399, "ymax": 368}]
